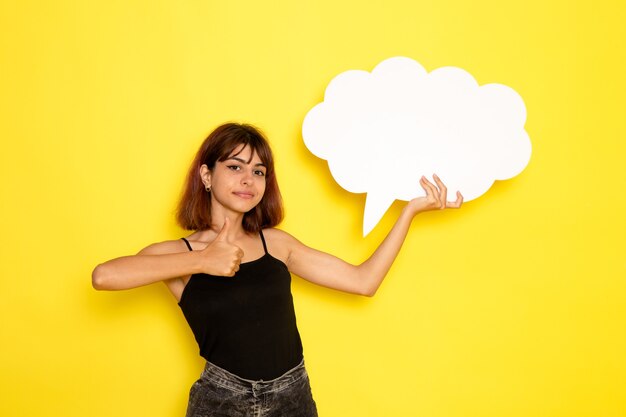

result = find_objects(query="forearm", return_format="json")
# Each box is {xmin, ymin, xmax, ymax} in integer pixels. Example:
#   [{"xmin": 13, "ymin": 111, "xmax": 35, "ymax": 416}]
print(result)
[
  {"xmin": 92, "ymin": 252, "xmax": 202, "ymax": 290},
  {"xmin": 288, "ymin": 176, "xmax": 460, "ymax": 297},
  {"xmin": 357, "ymin": 206, "xmax": 415, "ymax": 296}
]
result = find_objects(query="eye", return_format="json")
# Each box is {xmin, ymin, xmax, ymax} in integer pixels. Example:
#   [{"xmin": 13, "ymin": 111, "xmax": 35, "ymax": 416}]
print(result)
[
  {"xmin": 227, "ymin": 165, "xmax": 241, "ymax": 171},
  {"xmin": 254, "ymin": 170, "xmax": 266, "ymax": 177}
]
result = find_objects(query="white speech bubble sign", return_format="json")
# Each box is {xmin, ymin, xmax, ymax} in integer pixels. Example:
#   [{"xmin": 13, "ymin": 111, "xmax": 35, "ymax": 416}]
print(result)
[{"xmin": 302, "ymin": 56, "xmax": 531, "ymax": 236}]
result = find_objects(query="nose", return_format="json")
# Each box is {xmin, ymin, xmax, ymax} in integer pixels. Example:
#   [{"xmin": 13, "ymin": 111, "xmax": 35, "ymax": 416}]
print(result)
[{"xmin": 241, "ymin": 170, "xmax": 253, "ymax": 186}]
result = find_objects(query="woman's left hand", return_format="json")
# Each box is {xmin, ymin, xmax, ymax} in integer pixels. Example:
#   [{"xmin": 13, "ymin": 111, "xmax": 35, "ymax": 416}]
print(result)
[{"xmin": 406, "ymin": 174, "xmax": 463, "ymax": 216}]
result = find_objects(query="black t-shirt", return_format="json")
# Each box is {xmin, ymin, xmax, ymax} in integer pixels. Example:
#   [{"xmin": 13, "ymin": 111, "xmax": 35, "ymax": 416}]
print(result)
[{"xmin": 178, "ymin": 232, "xmax": 303, "ymax": 380}]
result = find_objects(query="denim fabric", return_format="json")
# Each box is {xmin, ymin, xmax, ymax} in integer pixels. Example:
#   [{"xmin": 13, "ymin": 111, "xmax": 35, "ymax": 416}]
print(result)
[{"xmin": 185, "ymin": 360, "xmax": 318, "ymax": 417}]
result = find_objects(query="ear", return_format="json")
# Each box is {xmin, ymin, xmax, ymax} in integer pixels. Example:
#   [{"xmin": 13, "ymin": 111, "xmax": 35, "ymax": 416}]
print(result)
[{"xmin": 199, "ymin": 164, "xmax": 212, "ymax": 189}]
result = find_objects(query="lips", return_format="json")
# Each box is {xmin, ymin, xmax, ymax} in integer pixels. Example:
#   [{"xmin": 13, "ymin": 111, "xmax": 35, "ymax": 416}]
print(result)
[{"xmin": 233, "ymin": 191, "xmax": 255, "ymax": 199}]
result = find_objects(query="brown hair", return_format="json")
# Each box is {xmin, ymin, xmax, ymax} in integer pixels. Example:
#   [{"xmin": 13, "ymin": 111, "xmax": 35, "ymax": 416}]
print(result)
[{"xmin": 176, "ymin": 123, "xmax": 283, "ymax": 232}]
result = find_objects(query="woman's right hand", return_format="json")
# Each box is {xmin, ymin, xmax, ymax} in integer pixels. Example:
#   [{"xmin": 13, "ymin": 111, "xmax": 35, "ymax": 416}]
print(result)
[
  {"xmin": 92, "ymin": 218, "xmax": 244, "ymax": 292},
  {"xmin": 199, "ymin": 217, "xmax": 244, "ymax": 277}
]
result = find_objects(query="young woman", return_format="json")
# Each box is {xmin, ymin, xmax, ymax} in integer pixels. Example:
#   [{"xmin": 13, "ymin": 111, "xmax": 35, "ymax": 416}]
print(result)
[{"xmin": 92, "ymin": 122, "xmax": 463, "ymax": 417}]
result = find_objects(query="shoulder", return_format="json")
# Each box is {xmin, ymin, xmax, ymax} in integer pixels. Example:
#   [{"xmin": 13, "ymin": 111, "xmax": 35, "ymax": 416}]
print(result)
[
  {"xmin": 137, "ymin": 238, "xmax": 191, "ymax": 255},
  {"xmin": 261, "ymin": 227, "xmax": 306, "ymax": 249},
  {"xmin": 260, "ymin": 228, "xmax": 298, "ymax": 261},
  {"xmin": 261, "ymin": 228, "xmax": 309, "ymax": 266}
]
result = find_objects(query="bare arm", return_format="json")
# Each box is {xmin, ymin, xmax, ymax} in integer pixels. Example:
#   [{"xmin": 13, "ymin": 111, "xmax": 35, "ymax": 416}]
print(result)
[
  {"xmin": 92, "ymin": 242, "xmax": 202, "ymax": 291},
  {"xmin": 92, "ymin": 218, "xmax": 243, "ymax": 291},
  {"xmin": 285, "ymin": 175, "xmax": 462, "ymax": 296}
]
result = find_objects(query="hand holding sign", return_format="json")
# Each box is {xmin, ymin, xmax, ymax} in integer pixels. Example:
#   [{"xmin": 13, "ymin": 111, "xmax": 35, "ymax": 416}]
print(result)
[{"xmin": 303, "ymin": 57, "xmax": 531, "ymax": 235}]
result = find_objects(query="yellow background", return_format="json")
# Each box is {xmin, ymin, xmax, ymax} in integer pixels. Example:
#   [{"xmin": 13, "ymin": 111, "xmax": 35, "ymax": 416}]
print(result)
[{"xmin": 1, "ymin": 1, "xmax": 624, "ymax": 416}]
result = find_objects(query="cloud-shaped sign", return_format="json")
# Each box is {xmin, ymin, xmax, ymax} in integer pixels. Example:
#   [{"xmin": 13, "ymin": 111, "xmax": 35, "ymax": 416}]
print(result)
[{"xmin": 302, "ymin": 56, "xmax": 531, "ymax": 236}]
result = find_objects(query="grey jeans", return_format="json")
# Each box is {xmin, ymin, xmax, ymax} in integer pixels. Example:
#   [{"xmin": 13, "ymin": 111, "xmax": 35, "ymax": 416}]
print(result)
[{"xmin": 185, "ymin": 360, "xmax": 318, "ymax": 417}]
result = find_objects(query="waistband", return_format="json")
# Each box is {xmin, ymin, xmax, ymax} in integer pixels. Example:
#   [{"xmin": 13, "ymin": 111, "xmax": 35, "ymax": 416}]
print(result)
[{"xmin": 199, "ymin": 359, "xmax": 307, "ymax": 397}]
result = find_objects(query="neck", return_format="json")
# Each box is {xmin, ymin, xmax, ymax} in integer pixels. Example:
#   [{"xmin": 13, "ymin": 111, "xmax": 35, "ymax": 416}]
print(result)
[{"xmin": 210, "ymin": 208, "xmax": 246, "ymax": 234}]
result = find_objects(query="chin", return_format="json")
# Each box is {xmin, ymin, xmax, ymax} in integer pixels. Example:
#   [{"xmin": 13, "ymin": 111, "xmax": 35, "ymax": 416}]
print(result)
[{"xmin": 233, "ymin": 201, "xmax": 261, "ymax": 213}]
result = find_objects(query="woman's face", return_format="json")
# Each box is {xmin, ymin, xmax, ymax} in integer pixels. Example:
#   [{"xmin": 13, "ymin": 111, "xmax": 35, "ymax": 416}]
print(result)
[{"xmin": 205, "ymin": 144, "xmax": 267, "ymax": 215}]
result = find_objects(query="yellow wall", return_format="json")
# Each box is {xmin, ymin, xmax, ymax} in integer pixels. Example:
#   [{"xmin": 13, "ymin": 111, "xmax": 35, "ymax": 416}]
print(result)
[{"xmin": 1, "ymin": 1, "xmax": 624, "ymax": 416}]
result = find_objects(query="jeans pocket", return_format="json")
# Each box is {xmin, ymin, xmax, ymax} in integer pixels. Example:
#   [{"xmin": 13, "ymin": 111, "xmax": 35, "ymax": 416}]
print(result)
[
  {"xmin": 264, "ymin": 374, "xmax": 318, "ymax": 417},
  {"xmin": 186, "ymin": 377, "xmax": 251, "ymax": 417}
]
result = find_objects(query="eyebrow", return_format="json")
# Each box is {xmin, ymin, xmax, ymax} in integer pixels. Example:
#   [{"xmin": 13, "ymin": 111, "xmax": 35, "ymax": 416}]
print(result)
[{"xmin": 227, "ymin": 157, "xmax": 266, "ymax": 168}]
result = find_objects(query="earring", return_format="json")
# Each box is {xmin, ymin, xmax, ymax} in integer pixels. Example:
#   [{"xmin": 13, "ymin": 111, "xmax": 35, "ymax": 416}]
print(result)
[{"xmin": 205, "ymin": 185, "xmax": 211, "ymax": 193}]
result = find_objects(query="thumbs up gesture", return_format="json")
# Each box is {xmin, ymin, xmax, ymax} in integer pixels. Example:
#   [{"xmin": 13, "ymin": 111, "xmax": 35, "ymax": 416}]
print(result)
[{"xmin": 200, "ymin": 218, "xmax": 244, "ymax": 277}]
